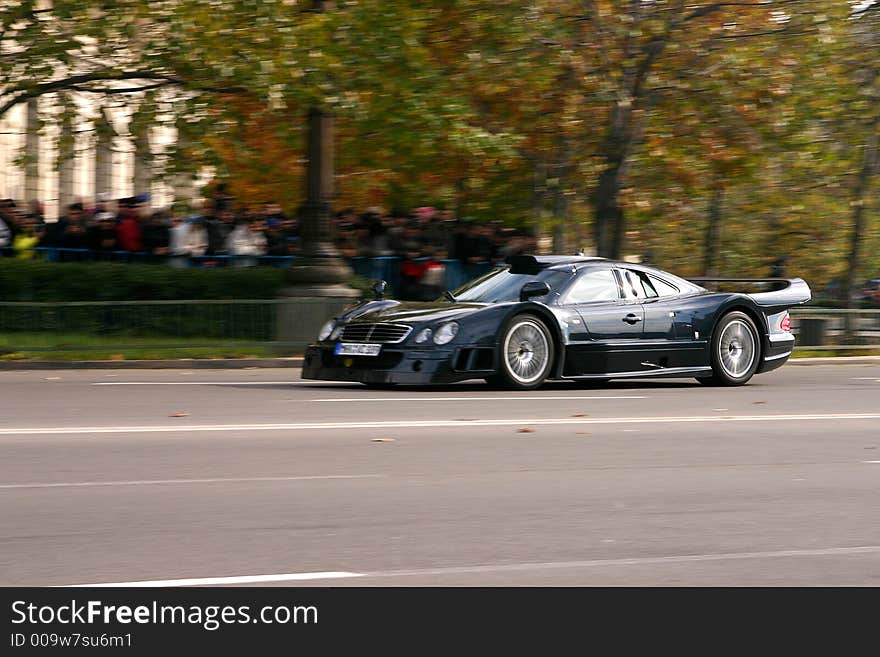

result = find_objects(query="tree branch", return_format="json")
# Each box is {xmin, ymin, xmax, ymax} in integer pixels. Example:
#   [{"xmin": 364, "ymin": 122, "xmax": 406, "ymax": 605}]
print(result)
[
  {"xmin": 716, "ymin": 27, "xmax": 818, "ymax": 39},
  {"xmin": 682, "ymin": 0, "xmax": 804, "ymax": 23},
  {"xmin": 68, "ymin": 82, "xmax": 175, "ymax": 95},
  {"xmin": 0, "ymin": 71, "xmax": 248, "ymax": 118}
]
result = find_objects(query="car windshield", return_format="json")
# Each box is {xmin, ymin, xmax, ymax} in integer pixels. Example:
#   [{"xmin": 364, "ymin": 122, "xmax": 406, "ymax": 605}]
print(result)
[{"xmin": 448, "ymin": 267, "xmax": 572, "ymax": 303}]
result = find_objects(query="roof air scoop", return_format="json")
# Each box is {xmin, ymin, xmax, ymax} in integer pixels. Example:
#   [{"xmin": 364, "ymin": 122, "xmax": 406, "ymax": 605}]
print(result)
[{"xmin": 506, "ymin": 255, "xmax": 541, "ymax": 275}]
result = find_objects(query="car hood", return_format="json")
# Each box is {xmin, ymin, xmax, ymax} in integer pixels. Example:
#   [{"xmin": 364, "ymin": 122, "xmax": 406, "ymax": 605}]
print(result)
[{"xmin": 345, "ymin": 301, "xmax": 489, "ymax": 325}]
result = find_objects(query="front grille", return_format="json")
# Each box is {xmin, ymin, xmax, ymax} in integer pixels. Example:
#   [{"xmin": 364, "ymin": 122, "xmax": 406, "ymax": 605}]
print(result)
[{"xmin": 340, "ymin": 323, "xmax": 412, "ymax": 344}]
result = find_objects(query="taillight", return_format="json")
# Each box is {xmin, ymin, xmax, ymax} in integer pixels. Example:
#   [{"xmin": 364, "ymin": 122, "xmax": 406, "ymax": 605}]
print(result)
[{"xmin": 781, "ymin": 314, "xmax": 792, "ymax": 332}]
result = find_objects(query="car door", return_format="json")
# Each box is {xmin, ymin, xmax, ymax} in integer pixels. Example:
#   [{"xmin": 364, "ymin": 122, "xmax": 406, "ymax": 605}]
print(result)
[
  {"xmin": 557, "ymin": 267, "xmax": 645, "ymax": 375},
  {"xmin": 616, "ymin": 267, "xmax": 703, "ymax": 370}
]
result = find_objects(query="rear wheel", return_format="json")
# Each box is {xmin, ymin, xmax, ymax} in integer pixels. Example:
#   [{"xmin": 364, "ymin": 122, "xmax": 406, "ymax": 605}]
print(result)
[
  {"xmin": 492, "ymin": 314, "xmax": 554, "ymax": 390},
  {"xmin": 701, "ymin": 311, "xmax": 761, "ymax": 386}
]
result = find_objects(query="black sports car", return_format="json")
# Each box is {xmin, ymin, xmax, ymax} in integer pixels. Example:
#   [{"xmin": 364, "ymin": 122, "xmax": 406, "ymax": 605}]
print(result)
[{"xmin": 301, "ymin": 255, "xmax": 811, "ymax": 389}]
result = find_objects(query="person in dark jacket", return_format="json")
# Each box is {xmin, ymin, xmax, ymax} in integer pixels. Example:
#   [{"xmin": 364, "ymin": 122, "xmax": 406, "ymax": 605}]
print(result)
[
  {"xmin": 207, "ymin": 209, "xmax": 236, "ymax": 256},
  {"xmin": 115, "ymin": 199, "xmax": 143, "ymax": 252},
  {"xmin": 56, "ymin": 202, "xmax": 90, "ymax": 250},
  {"xmin": 769, "ymin": 256, "xmax": 789, "ymax": 278},
  {"xmin": 141, "ymin": 210, "xmax": 171, "ymax": 259},
  {"xmin": 86, "ymin": 212, "xmax": 119, "ymax": 253}
]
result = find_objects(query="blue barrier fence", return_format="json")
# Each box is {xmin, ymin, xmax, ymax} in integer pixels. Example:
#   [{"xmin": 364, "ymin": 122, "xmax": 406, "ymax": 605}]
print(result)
[{"xmin": 1, "ymin": 247, "xmax": 497, "ymax": 293}]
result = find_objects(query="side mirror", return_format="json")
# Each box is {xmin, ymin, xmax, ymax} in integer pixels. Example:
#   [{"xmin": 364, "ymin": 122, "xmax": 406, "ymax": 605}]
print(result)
[
  {"xmin": 372, "ymin": 280, "xmax": 387, "ymax": 300},
  {"xmin": 520, "ymin": 280, "xmax": 551, "ymax": 302}
]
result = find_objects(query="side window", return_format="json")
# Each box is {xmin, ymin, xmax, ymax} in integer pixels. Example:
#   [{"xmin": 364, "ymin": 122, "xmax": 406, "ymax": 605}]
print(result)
[
  {"xmin": 647, "ymin": 274, "xmax": 680, "ymax": 298},
  {"xmin": 619, "ymin": 269, "xmax": 680, "ymax": 300},
  {"xmin": 620, "ymin": 269, "xmax": 653, "ymax": 300},
  {"xmin": 563, "ymin": 269, "xmax": 620, "ymax": 304}
]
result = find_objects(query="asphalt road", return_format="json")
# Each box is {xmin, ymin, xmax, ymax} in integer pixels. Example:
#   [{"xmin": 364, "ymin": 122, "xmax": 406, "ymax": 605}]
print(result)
[{"xmin": 1, "ymin": 363, "xmax": 878, "ymax": 586}]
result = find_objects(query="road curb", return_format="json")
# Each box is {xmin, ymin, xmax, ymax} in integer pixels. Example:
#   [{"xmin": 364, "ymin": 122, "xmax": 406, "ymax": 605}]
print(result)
[{"xmin": 0, "ymin": 358, "xmax": 304, "ymax": 370}]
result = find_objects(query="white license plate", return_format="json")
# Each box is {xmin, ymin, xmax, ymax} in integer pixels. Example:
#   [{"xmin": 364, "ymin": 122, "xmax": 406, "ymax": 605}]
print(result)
[{"xmin": 335, "ymin": 343, "xmax": 382, "ymax": 356}]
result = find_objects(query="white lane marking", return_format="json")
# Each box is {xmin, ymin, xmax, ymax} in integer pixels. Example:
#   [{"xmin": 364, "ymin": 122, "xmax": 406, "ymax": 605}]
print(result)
[
  {"xmin": 850, "ymin": 377, "xmax": 880, "ymax": 380},
  {"xmin": 313, "ymin": 396, "xmax": 647, "ymax": 403},
  {"xmin": 365, "ymin": 546, "xmax": 880, "ymax": 579},
  {"xmin": 62, "ymin": 545, "xmax": 880, "ymax": 587},
  {"xmin": 0, "ymin": 474, "xmax": 383, "ymax": 491},
  {"xmin": 863, "ymin": 461, "xmax": 880, "ymax": 464},
  {"xmin": 64, "ymin": 572, "xmax": 364, "ymax": 588},
  {"xmin": 3, "ymin": 413, "xmax": 880, "ymax": 436}
]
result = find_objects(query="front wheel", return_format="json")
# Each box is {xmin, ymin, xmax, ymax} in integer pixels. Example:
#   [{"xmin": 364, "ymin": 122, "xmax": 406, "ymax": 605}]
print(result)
[
  {"xmin": 493, "ymin": 314, "xmax": 555, "ymax": 390},
  {"xmin": 702, "ymin": 311, "xmax": 761, "ymax": 386}
]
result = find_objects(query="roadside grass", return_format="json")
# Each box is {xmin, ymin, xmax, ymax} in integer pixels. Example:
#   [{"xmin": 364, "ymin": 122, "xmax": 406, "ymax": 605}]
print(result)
[
  {"xmin": 792, "ymin": 347, "xmax": 880, "ymax": 358},
  {"xmin": 0, "ymin": 332, "xmax": 292, "ymax": 361},
  {"xmin": 2, "ymin": 331, "xmax": 878, "ymax": 362}
]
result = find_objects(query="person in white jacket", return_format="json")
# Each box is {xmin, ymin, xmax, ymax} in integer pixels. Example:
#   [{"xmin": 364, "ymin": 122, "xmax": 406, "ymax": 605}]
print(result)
[
  {"xmin": 227, "ymin": 219, "xmax": 267, "ymax": 266},
  {"xmin": 168, "ymin": 215, "xmax": 208, "ymax": 267},
  {"xmin": 0, "ymin": 216, "xmax": 10, "ymax": 248}
]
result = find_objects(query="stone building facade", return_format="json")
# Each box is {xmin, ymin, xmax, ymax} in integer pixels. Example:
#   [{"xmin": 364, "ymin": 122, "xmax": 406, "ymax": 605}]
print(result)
[{"xmin": 0, "ymin": 97, "xmax": 197, "ymax": 219}]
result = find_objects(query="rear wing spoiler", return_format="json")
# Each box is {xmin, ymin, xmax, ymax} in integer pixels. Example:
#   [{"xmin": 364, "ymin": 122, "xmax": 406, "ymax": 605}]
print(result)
[{"xmin": 687, "ymin": 277, "xmax": 812, "ymax": 308}]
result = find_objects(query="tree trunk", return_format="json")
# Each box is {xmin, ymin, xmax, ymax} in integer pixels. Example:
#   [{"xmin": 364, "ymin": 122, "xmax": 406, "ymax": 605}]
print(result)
[
  {"xmin": 842, "ymin": 116, "xmax": 879, "ymax": 340},
  {"xmin": 703, "ymin": 186, "xmax": 723, "ymax": 277},
  {"xmin": 552, "ymin": 217, "xmax": 567, "ymax": 254},
  {"xmin": 587, "ymin": 5, "xmax": 681, "ymax": 260},
  {"xmin": 551, "ymin": 65, "xmax": 576, "ymax": 255},
  {"xmin": 592, "ymin": 160, "xmax": 625, "ymax": 259}
]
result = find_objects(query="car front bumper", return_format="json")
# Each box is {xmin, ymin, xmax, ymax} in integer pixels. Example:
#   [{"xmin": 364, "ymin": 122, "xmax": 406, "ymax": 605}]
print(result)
[{"xmin": 301, "ymin": 344, "xmax": 493, "ymax": 384}]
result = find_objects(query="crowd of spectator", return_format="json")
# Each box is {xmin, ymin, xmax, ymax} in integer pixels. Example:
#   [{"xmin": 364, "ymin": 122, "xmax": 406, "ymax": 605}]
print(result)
[
  {"xmin": 330, "ymin": 206, "xmax": 537, "ymax": 300},
  {"xmin": 0, "ymin": 194, "xmax": 300, "ymax": 267},
  {"xmin": 0, "ymin": 194, "xmax": 538, "ymax": 299}
]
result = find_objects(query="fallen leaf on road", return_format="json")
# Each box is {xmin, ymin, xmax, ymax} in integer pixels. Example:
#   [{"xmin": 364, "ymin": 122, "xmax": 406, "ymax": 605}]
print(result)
[
  {"xmin": 517, "ymin": 428, "xmax": 535, "ymax": 433},
  {"xmin": 371, "ymin": 438, "xmax": 396, "ymax": 442},
  {"xmin": 169, "ymin": 412, "xmax": 190, "ymax": 417},
  {"xmin": 753, "ymin": 401, "xmax": 767, "ymax": 405},
  {"xmin": 576, "ymin": 432, "xmax": 592, "ymax": 435},
  {"xmin": 572, "ymin": 413, "xmax": 589, "ymax": 417}
]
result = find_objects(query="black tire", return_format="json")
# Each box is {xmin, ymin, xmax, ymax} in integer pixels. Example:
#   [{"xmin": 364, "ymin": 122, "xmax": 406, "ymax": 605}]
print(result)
[
  {"xmin": 493, "ymin": 314, "xmax": 555, "ymax": 391},
  {"xmin": 703, "ymin": 311, "xmax": 761, "ymax": 386},
  {"xmin": 577, "ymin": 378, "xmax": 610, "ymax": 388},
  {"xmin": 484, "ymin": 374, "xmax": 505, "ymax": 388}
]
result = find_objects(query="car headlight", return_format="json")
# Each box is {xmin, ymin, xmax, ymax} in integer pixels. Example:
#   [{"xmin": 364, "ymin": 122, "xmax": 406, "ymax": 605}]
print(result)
[
  {"xmin": 414, "ymin": 328, "xmax": 433, "ymax": 343},
  {"xmin": 317, "ymin": 320, "xmax": 335, "ymax": 341},
  {"xmin": 433, "ymin": 322, "xmax": 459, "ymax": 345}
]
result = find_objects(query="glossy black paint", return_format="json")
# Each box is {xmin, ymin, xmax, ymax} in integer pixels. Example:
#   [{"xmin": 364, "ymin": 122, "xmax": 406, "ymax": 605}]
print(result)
[{"xmin": 301, "ymin": 256, "xmax": 811, "ymax": 386}]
